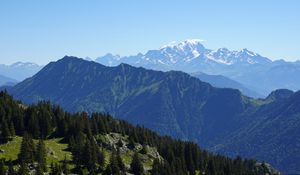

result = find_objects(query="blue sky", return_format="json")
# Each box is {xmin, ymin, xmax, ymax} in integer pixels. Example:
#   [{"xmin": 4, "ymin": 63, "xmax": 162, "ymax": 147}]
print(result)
[{"xmin": 0, "ymin": 0, "xmax": 299, "ymax": 64}]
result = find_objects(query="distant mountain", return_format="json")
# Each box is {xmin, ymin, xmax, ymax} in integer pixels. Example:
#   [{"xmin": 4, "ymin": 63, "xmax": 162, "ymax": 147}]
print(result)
[
  {"xmin": 191, "ymin": 72, "xmax": 262, "ymax": 98},
  {"xmin": 96, "ymin": 39, "xmax": 300, "ymax": 96},
  {"xmin": 8, "ymin": 56, "xmax": 300, "ymax": 174},
  {"xmin": 0, "ymin": 62, "xmax": 43, "ymax": 81},
  {"xmin": 0, "ymin": 74, "xmax": 18, "ymax": 86}
]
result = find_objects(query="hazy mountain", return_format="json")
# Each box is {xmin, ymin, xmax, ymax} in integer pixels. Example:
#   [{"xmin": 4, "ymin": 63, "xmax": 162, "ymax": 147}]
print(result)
[
  {"xmin": 8, "ymin": 56, "xmax": 300, "ymax": 173},
  {"xmin": 0, "ymin": 74, "xmax": 18, "ymax": 86},
  {"xmin": 96, "ymin": 39, "xmax": 300, "ymax": 96},
  {"xmin": 191, "ymin": 72, "xmax": 262, "ymax": 98},
  {"xmin": 0, "ymin": 62, "xmax": 43, "ymax": 81}
]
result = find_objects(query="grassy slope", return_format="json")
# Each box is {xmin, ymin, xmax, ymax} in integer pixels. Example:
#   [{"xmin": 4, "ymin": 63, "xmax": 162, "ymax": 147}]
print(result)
[
  {"xmin": 0, "ymin": 136, "xmax": 72, "ymax": 165},
  {"xmin": 0, "ymin": 134, "xmax": 158, "ymax": 174}
]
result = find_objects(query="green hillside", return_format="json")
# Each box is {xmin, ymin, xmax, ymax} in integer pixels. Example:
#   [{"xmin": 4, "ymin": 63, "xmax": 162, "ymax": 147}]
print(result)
[{"xmin": 0, "ymin": 91, "xmax": 278, "ymax": 174}]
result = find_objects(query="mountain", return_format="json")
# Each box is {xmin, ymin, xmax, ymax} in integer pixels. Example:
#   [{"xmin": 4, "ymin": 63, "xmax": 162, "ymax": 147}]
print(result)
[
  {"xmin": 95, "ymin": 39, "xmax": 300, "ymax": 96},
  {"xmin": 8, "ymin": 56, "xmax": 300, "ymax": 174},
  {"xmin": 10, "ymin": 56, "xmax": 251, "ymax": 142},
  {"xmin": 191, "ymin": 72, "xmax": 262, "ymax": 98},
  {"xmin": 0, "ymin": 62, "xmax": 43, "ymax": 81},
  {"xmin": 215, "ymin": 89, "xmax": 300, "ymax": 174},
  {"xmin": 0, "ymin": 74, "xmax": 18, "ymax": 86}
]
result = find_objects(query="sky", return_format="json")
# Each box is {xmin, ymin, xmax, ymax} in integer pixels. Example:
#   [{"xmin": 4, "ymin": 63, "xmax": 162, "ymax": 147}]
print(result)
[{"xmin": 0, "ymin": 0, "xmax": 299, "ymax": 65}]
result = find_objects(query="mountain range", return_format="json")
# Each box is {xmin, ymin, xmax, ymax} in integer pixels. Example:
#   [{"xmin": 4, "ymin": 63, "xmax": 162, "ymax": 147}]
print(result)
[
  {"xmin": 96, "ymin": 39, "xmax": 300, "ymax": 96},
  {"xmin": 0, "ymin": 62, "xmax": 43, "ymax": 81},
  {"xmin": 7, "ymin": 56, "xmax": 300, "ymax": 174}
]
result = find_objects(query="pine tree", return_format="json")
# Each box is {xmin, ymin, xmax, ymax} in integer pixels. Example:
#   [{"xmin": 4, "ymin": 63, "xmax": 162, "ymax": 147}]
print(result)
[
  {"xmin": 36, "ymin": 139, "xmax": 47, "ymax": 172},
  {"xmin": 9, "ymin": 121, "xmax": 16, "ymax": 137},
  {"xmin": 35, "ymin": 164, "xmax": 43, "ymax": 175},
  {"xmin": 130, "ymin": 152, "xmax": 144, "ymax": 175},
  {"xmin": 207, "ymin": 159, "xmax": 216, "ymax": 175},
  {"xmin": 140, "ymin": 144, "xmax": 148, "ymax": 154},
  {"xmin": 128, "ymin": 137, "xmax": 135, "ymax": 150},
  {"xmin": 18, "ymin": 162, "xmax": 29, "ymax": 175},
  {"xmin": 116, "ymin": 148, "xmax": 125, "ymax": 173},
  {"xmin": 151, "ymin": 158, "xmax": 161, "ymax": 175},
  {"xmin": 0, "ymin": 159, "xmax": 5, "ymax": 175},
  {"xmin": 50, "ymin": 162, "xmax": 62, "ymax": 175},
  {"xmin": 83, "ymin": 139, "xmax": 95, "ymax": 169},
  {"xmin": 97, "ymin": 148, "xmax": 105, "ymax": 168},
  {"xmin": 117, "ymin": 139, "xmax": 123, "ymax": 147},
  {"xmin": 18, "ymin": 132, "xmax": 36, "ymax": 163},
  {"xmin": 1, "ymin": 119, "xmax": 11, "ymax": 142},
  {"xmin": 62, "ymin": 156, "xmax": 70, "ymax": 175},
  {"xmin": 8, "ymin": 160, "xmax": 16, "ymax": 175},
  {"xmin": 105, "ymin": 150, "xmax": 121, "ymax": 175}
]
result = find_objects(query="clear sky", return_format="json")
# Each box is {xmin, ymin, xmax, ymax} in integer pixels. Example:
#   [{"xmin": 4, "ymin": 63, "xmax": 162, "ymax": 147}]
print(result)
[{"xmin": 0, "ymin": 0, "xmax": 299, "ymax": 65}]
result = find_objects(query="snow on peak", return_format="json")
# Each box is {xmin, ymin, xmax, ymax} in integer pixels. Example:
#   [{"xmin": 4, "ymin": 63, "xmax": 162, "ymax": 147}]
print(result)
[
  {"xmin": 239, "ymin": 48, "xmax": 258, "ymax": 57},
  {"xmin": 160, "ymin": 39, "xmax": 205, "ymax": 50},
  {"xmin": 11, "ymin": 62, "xmax": 39, "ymax": 68}
]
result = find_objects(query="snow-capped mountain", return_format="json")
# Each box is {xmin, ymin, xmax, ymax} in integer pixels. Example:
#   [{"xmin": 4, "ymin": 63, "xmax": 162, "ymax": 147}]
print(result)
[
  {"xmin": 10, "ymin": 62, "xmax": 41, "ymax": 68},
  {"xmin": 96, "ymin": 39, "xmax": 272, "ymax": 71},
  {"xmin": 0, "ymin": 62, "xmax": 43, "ymax": 81},
  {"xmin": 95, "ymin": 39, "xmax": 300, "ymax": 97}
]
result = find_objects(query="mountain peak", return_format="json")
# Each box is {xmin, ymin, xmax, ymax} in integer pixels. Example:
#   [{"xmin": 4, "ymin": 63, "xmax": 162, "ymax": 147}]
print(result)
[
  {"xmin": 238, "ymin": 48, "xmax": 258, "ymax": 57},
  {"xmin": 11, "ymin": 62, "xmax": 40, "ymax": 68},
  {"xmin": 57, "ymin": 56, "xmax": 90, "ymax": 64},
  {"xmin": 160, "ymin": 39, "xmax": 205, "ymax": 50}
]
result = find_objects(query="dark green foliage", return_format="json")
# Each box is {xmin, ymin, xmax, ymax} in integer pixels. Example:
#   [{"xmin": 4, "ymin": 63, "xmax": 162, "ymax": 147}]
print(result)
[
  {"xmin": 8, "ymin": 160, "xmax": 16, "ymax": 175},
  {"xmin": 62, "ymin": 156, "xmax": 70, "ymax": 175},
  {"xmin": 50, "ymin": 162, "xmax": 62, "ymax": 175},
  {"xmin": 83, "ymin": 137, "xmax": 98, "ymax": 170},
  {"xmin": 151, "ymin": 158, "xmax": 161, "ymax": 175},
  {"xmin": 0, "ymin": 159, "xmax": 5, "ymax": 175},
  {"xmin": 104, "ymin": 149, "xmax": 125, "ymax": 175},
  {"xmin": 35, "ymin": 164, "xmax": 43, "ymax": 175},
  {"xmin": 130, "ymin": 152, "xmax": 144, "ymax": 175},
  {"xmin": 0, "ymin": 119, "xmax": 11, "ymax": 142},
  {"xmin": 18, "ymin": 162, "xmax": 29, "ymax": 175},
  {"xmin": 140, "ymin": 144, "xmax": 147, "ymax": 154},
  {"xmin": 18, "ymin": 132, "xmax": 35, "ymax": 163},
  {"xmin": 9, "ymin": 121, "xmax": 15, "ymax": 137},
  {"xmin": 116, "ymin": 148, "xmax": 125, "ymax": 173},
  {"xmin": 36, "ymin": 139, "xmax": 47, "ymax": 172}
]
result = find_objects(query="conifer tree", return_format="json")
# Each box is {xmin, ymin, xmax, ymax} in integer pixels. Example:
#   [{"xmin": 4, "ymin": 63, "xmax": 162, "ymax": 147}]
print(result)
[
  {"xmin": 50, "ymin": 162, "xmax": 62, "ymax": 175},
  {"xmin": 18, "ymin": 132, "xmax": 36, "ymax": 163},
  {"xmin": 18, "ymin": 162, "xmax": 29, "ymax": 175},
  {"xmin": 9, "ymin": 121, "xmax": 16, "ymax": 137},
  {"xmin": 140, "ymin": 144, "xmax": 148, "ymax": 154},
  {"xmin": 1, "ymin": 119, "xmax": 11, "ymax": 142},
  {"xmin": 35, "ymin": 164, "xmax": 43, "ymax": 175},
  {"xmin": 130, "ymin": 152, "xmax": 144, "ymax": 175},
  {"xmin": 8, "ymin": 160, "xmax": 16, "ymax": 175},
  {"xmin": 116, "ymin": 148, "xmax": 125, "ymax": 173},
  {"xmin": 36, "ymin": 139, "xmax": 47, "ymax": 172},
  {"xmin": 151, "ymin": 158, "xmax": 162, "ymax": 175},
  {"xmin": 105, "ymin": 149, "xmax": 121, "ymax": 175},
  {"xmin": 62, "ymin": 156, "xmax": 70, "ymax": 175},
  {"xmin": 0, "ymin": 159, "xmax": 5, "ymax": 175}
]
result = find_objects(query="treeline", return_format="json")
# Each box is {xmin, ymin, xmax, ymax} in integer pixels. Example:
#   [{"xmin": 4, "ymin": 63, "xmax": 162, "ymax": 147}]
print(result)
[{"xmin": 0, "ymin": 91, "xmax": 274, "ymax": 175}]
